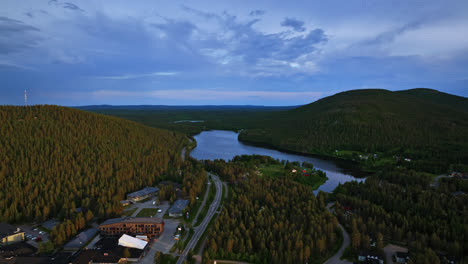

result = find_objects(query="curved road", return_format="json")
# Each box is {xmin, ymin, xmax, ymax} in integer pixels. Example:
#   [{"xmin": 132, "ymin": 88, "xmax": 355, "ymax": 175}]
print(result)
[
  {"xmin": 176, "ymin": 173, "xmax": 223, "ymax": 264},
  {"xmin": 324, "ymin": 203, "xmax": 351, "ymax": 264}
]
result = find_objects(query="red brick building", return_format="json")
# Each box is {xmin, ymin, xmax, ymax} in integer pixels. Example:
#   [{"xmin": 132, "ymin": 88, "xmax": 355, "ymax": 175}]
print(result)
[{"xmin": 99, "ymin": 217, "xmax": 164, "ymax": 239}]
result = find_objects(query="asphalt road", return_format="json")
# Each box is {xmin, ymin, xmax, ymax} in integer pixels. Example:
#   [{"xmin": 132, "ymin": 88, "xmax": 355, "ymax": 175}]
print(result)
[
  {"xmin": 324, "ymin": 203, "xmax": 352, "ymax": 264},
  {"xmin": 176, "ymin": 173, "xmax": 223, "ymax": 264}
]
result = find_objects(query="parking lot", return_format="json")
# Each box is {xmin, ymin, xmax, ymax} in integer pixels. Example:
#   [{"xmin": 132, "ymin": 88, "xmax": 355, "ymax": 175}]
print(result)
[
  {"xmin": 122, "ymin": 197, "xmax": 170, "ymax": 217},
  {"xmin": 19, "ymin": 225, "xmax": 50, "ymax": 242}
]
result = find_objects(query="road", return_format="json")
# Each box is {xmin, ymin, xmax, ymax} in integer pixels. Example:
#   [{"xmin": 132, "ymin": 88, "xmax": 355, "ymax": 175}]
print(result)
[
  {"xmin": 430, "ymin": 174, "xmax": 448, "ymax": 188},
  {"xmin": 176, "ymin": 173, "xmax": 223, "ymax": 264},
  {"xmin": 324, "ymin": 203, "xmax": 351, "ymax": 264}
]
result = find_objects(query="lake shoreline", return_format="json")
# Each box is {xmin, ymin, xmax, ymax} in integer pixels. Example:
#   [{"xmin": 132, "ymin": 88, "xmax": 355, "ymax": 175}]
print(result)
[
  {"xmin": 190, "ymin": 130, "xmax": 366, "ymax": 193},
  {"xmin": 237, "ymin": 136, "xmax": 369, "ymax": 178}
]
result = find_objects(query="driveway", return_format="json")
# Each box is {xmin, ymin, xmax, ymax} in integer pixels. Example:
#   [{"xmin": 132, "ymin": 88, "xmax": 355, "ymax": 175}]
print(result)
[
  {"xmin": 383, "ymin": 244, "xmax": 408, "ymax": 264},
  {"xmin": 138, "ymin": 218, "xmax": 180, "ymax": 264}
]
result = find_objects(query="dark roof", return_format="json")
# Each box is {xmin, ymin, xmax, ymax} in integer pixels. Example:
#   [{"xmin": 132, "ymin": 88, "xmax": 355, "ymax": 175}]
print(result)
[
  {"xmin": 396, "ymin": 251, "xmax": 409, "ymax": 258},
  {"xmin": 64, "ymin": 228, "xmax": 98, "ymax": 249},
  {"xmin": 41, "ymin": 219, "xmax": 59, "ymax": 230},
  {"xmin": 127, "ymin": 187, "xmax": 159, "ymax": 198},
  {"xmin": 95, "ymin": 238, "xmax": 145, "ymax": 258},
  {"xmin": 0, "ymin": 242, "xmax": 36, "ymax": 257},
  {"xmin": 100, "ymin": 217, "xmax": 163, "ymax": 226},
  {"xmin": 0, "ymin": 223, "xmax": 18, "ymax": 238},
  {"xmin": 168, "ymin": 200, "xmax": 189, "ymax": 214},
  {"xmin": 72, "ymin": 238, "xmax": 145, "ymax": 264},
  {"xmin": 0, "ymin": 256, "xmax": 54, "ymax": 264}
]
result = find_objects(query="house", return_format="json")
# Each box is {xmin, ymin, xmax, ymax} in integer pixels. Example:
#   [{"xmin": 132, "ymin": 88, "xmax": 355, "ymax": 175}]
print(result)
[
  {"xmin": 396, "ymin": 251, "xmax": 410, "ymax": 263},
  {"xmin": 99, "ymin": 217, "xmax": 164, "ymax": 239},
  {"xmin": 358, "ymin": 251, "xmax": 384, "ymax": 264},
  {"xmin": 0, "ymin": 223, "xmax": 24, "ymax": 245},
  {"xmin": 127, "ymin": 186, "xmax": 159, "ymax": 202},
  {"xmin": 168, "ymin": 200, "xmax": 189, "ymax": 217}
]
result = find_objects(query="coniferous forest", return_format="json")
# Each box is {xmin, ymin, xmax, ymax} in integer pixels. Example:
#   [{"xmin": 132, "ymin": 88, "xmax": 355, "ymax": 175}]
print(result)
[
  {"xmin": 0, "ymin": 105, "xmax": 187, "ymax": 238},
  {"xmin": 202, "ymin": 155, "xmax": 340, "ymax": 264},
  {"xmin": 333, "ymin": 168, "xmax": 467, "ymax": 263}
]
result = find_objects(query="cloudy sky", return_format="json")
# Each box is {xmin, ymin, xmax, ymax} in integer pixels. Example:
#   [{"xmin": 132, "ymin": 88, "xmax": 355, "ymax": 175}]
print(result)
[{"xmin": 1, "ymin": 0, "xmax": 467, "ymax": 105}]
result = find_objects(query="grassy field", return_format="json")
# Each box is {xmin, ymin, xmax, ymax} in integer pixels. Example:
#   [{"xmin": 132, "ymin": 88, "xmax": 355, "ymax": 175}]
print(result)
[
  {"xmin": 259, "ymin": 164, "xmax": 328, "ymax": 190},
  {"xmin": 122, "ymin": 207, "xmax": 138, "ymax": 217},
  {"xmin": 136, "ymin": 208, "xmax": 159, "ymax": 217}
]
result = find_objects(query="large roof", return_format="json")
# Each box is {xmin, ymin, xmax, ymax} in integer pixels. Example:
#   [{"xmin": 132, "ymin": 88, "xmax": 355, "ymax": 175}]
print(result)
[
  {"xmin": 0, "ymin": 223, "xmax": 18, "ymax": 238},
  {"xmin": 127, "ymin": 186, "xmax": 159, "ymax": 198},
  {"xmin": 100, "ymin": 217, "xmax": 163, "ymax": 226},
  {"xmin": 168, "ymin": 199, "xmax": 189, "ymax": 214},
  {"xmin": 118, "ymin": 234, "xmax": 147, "ymax": 250},
  {"xmin": 64, "ymin": 228, "xmax": 98, "ymax": 249}
]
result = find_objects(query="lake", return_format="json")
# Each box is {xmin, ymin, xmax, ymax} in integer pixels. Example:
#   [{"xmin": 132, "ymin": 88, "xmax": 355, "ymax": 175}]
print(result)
[{"xmin": 190, "ymin": 130, "xmax": 364, "ymax": 193}]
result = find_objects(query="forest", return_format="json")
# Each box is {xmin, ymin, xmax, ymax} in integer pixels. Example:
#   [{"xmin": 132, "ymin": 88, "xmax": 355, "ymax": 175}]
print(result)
[
  {"xmin": 0, "ymin": 105, "xmax": 203, "ymax": 245},
  {"xmin": 201, "ymin": 155, "xmax": 340, "ymax": 264},
  {"xmin": 83, "ymin": 89, "xmax": 468, "ymax": 174},
  {"xmin": 332, "ymin": 168, "xmax": 467, "ymax": 263},
  {"xmin": 239, "ymin": 89, "xmax": 468, "ymax": 174}
]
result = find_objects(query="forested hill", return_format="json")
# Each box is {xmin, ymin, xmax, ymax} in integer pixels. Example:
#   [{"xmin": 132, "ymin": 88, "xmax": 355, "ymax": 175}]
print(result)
[
  {"xmin": 0, "ymin": 105, "xmax": 186, "ymax": 223},
  {"xmin": 239, "ymin": 89, "xmax": 468, "ymax": 173}
]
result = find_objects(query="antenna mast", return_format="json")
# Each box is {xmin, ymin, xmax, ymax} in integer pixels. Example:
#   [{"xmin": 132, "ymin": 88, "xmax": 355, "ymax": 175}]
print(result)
[{"xmin": 24, "ymin": 89, "xmax": 27, "ymax": 106}]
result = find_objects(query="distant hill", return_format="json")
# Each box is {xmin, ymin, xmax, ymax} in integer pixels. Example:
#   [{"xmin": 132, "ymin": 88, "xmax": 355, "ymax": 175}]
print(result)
[
  {"xmin": 0, "ymin": 105, "xmax": 186, "ymax": 224},
  {"xmin": 239, "ymin": 89, "xmax": 468, "ymax": 173},
  {"xmin": 397, "ymin": 88, "xmax": 468, "ymax": 113},
  {"xmin": 81, "ymin": 105, "xmax": 296, "ymax": 135}
]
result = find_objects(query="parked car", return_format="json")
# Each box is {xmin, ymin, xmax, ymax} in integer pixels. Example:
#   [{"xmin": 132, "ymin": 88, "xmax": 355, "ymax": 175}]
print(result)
[
  {"xmin": 35, "ymin": 237, "xmax": 42, "ymax": 242},
  {"xmin": 38, "ymin": 231, "xmax": 45, "ymax": 235},
  {"xmin": 157, "ymin": 209, "xmax": 162, "ymax": 213},
  {"xmin": 33, "ymin": 228, "xmax": 38, "ymax": 231}
]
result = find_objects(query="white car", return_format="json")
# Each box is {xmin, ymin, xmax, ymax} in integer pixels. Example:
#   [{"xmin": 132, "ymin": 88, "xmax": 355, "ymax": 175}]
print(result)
[
  {"xmin": 38, "ymin": 231, "xmax": 45, "ymax": 235},
  {"xmin": 157, "ymin": 209, "xmax": 162, "ymax": 213}
]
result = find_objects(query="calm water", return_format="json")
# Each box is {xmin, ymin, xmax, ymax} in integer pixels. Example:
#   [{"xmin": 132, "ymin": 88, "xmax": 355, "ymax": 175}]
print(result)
[{"xmin": 190, "ymin": 130, "xmax": 364, "ymax": 193}]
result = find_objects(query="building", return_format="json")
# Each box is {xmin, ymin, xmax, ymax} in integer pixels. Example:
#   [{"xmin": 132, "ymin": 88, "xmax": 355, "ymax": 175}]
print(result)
[
  {"xmin": 118, "ymin": 234, "xmax": 147, "ymax": 250},
  {"xmin": 168, "ymin": 199, "xmax": 189, "ymax": 217},
  {"xmin": 72, "ymin": 236, "xmax": 148, "ymax": 264},
  {"xmin": 126, "ymin": 187, "xmax": 159, "ymax": 202},
  {"xmin": 358, "ymin": 251, "xmax": 384, "ymax": 264},
  {"xmin": 99, "ymin": 217, "xmax": 164, "ymax": 239},
  {"xmin": 120, "ymin": 200, "xmax": 131, "ymax": 207},
  {"xmin": 0, "ymin": 223, "xmax": 24, "ymax": 245},
  {"xmin": 396, "ymin": 251, "xmax": 410, "ymax": 263},
  {"xmin": 64, "ymin": 228, "xmax": 98, "ymax": 251}
]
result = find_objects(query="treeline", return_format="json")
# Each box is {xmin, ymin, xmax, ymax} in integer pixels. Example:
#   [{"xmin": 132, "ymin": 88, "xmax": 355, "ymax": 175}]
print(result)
[
  {"xmin": 0, "ymin": 105, "xmax": 188, "ymax": 242},
  {"xmin": 333, "ymin": 168, "xmax": 467, "ymax": 263},
  {"xmin": 202, "ymin": 155, "xmax": 339, "ymax": 264},
  {"xmin": 239, "ymin": 89, "xmax": 468, "ymax": 173}
]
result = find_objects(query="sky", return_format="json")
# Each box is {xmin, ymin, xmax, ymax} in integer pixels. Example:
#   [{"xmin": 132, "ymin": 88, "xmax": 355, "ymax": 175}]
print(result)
[{"xmin": 0, "ymin": 0, "xmax": 467, "ymax": 106}]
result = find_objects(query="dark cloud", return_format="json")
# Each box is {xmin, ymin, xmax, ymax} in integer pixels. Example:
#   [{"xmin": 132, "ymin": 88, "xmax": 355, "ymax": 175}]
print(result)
[
  {"xmin": 249, "ymin": 10, "xmax": 265, "ymax": 16},
  {"xmin": 281, "ymin": 17, "xmax": 306, "ymax": 32},
  {"xmin": 0, "ymin": 16, "xmax": 41, "ymax": 54},
  {"xmin": 62, "ymin": 2, "xmax": 84, "ymax": 12},
  {"xmin": 48, "ymin": 0, "xmax": 84, "ymax": 12}
]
